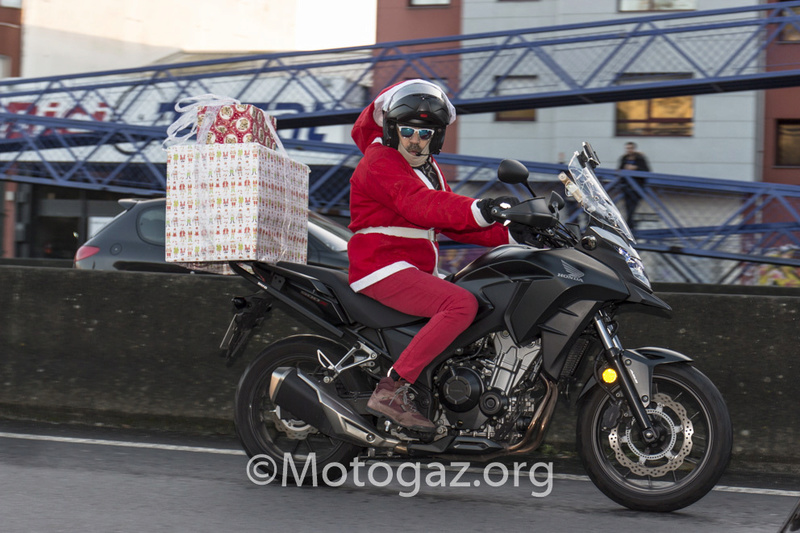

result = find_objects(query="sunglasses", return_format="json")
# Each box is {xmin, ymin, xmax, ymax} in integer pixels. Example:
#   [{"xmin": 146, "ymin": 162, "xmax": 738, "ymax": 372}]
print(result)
[{"xmin": 398, "ymin": 126, "xmax": 435, "ymax": 141}]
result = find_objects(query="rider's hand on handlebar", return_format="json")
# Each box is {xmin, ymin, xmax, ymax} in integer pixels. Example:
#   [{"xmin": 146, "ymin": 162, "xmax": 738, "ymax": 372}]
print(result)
[
  {"xmin": 477, "ymin": 196, "xmax": 520, "ymax": 224},
  {"xmin": 508, "ymin": 222, "xmax": 538, "ymax": 246}
]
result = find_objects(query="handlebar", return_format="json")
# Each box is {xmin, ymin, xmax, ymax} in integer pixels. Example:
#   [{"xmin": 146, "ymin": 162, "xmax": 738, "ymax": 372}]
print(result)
[{"xmin": 490, "ymin": 197, "xmax": 578, "ymax": 248}]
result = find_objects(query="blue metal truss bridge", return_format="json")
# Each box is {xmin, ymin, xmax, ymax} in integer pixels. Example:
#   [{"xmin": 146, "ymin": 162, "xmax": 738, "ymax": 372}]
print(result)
[{"xmin": 1, "ymin": 2, "xmax": 800, "ymax": 283}]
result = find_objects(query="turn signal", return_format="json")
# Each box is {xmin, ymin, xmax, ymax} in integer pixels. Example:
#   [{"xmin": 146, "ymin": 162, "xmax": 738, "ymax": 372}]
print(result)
[{"xmin": 601, "ymin": 368, "xmax": 618, "ymax": 384}]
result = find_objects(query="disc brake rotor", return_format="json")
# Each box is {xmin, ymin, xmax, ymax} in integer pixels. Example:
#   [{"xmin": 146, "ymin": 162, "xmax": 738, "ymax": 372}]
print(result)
[{"xmin": 607, "ymin": 392, "xmax": 694, "ymax": 477}]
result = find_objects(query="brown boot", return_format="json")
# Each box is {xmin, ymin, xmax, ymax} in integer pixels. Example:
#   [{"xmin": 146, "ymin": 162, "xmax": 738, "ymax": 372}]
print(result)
[{"xmin": 366, "ymin": 377, "xmax": 436, "ymax": 433}]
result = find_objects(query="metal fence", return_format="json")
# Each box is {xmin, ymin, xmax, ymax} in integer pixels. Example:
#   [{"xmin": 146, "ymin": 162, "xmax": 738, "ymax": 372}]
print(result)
[
  {"xmin": 4, "ymin": 2, "xmax": 800, "ymax": 193},
  {"xmin": 1, "ymin": 2, "xmax": 800, "ymax": 284}
]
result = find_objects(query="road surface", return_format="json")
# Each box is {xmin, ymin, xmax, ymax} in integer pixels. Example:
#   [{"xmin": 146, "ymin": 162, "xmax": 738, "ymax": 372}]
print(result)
[{"xmin": 1, "ymin": 420, "xmax": 797, "ymax": 532}]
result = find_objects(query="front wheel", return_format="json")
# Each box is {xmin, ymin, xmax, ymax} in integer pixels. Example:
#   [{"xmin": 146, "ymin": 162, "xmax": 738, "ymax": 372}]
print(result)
[{"xmin": 577, "ymin": 363, "xmax": 732, "ymax": 512}]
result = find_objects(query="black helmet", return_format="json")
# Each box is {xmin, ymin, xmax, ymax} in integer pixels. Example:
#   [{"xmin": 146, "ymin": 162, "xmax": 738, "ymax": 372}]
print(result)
[{"xmin": 382, "ymin": 81, "xmax": 452, "ymax": 154}]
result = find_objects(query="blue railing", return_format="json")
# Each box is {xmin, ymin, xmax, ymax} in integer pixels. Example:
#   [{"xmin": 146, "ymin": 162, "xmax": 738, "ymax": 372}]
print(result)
[
  {"xmin": 3, "ymin": 2, "xmax": 800, "ymax": 192},
  {"xmin": 2, "ymin": 2, "xmax": 800, "ymax": 131},
  {"xmin": 1, "ymin": 2, "xmax": 800, "ymax": 283}
]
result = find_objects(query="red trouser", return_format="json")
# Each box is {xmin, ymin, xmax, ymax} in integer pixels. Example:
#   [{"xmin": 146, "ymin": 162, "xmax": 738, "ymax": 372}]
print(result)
[{"xmin": 360, "ymin": 268, "xmax": 478, "ymax": 383}]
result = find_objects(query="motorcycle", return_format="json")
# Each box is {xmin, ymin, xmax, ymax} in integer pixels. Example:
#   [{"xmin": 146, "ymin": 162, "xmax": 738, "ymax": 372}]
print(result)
[{"xmin": 221, "ymin": 142, "xmax": 732, "ymax": 512}]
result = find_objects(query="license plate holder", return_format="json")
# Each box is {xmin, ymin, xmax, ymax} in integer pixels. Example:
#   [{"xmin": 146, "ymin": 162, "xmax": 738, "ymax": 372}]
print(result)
[{"xmin": 219, "ymin": 314, "xmax": 241, "ymax": 350}]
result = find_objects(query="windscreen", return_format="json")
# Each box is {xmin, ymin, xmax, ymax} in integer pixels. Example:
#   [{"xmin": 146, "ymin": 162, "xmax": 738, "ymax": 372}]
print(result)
[{"xmin": 559, "ymin": 150, "xmax": 635, "ymax": 242}]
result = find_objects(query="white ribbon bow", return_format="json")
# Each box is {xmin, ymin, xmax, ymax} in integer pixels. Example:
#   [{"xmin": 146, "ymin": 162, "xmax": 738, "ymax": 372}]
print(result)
[{"xmin": 163, "ymin": 93, "xmax": 240, "ymax": 149}]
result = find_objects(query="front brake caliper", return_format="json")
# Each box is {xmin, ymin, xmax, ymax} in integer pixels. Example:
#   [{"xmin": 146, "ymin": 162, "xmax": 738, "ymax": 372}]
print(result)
[{"xmin": 601, "ymin": 399, "xmax": 623, "ymax": 431}]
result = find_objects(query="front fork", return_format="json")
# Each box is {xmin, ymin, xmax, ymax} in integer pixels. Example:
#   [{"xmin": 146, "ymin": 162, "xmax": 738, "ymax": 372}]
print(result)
[{"xmin": 592, "ymin": 312, "xmax": 660, "ymax": 444}]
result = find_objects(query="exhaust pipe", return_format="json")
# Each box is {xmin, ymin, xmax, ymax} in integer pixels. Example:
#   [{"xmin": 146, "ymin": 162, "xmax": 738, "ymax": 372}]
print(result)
[{"xmin": 269, "ymin": 367, "xmax": 400, "ymax": 449}]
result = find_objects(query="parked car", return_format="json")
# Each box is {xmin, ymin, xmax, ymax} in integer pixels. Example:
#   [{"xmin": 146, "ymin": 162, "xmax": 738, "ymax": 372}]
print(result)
[{"xmin": 74, "ymin": 198, "xmax": 351, "ymax": 272}]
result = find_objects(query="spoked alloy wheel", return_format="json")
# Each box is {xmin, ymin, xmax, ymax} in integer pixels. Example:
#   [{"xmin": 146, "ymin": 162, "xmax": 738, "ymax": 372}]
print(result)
[
  {"xmin": 234, "ymin": 335, "xmax": 363, "ymax": 484},
  {"xmin": 577, "ymin": 363, "xmax": 732, "ymax": 512}
]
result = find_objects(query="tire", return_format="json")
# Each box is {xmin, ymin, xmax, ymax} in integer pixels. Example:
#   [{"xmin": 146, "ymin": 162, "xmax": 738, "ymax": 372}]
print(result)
[
  {"xmin": 577, "ymin": 363, "xmax": 732, "ymax": 512},
  {"xmin": 234, "ymin": 335, "xmax": 364, "ymax": 485}
]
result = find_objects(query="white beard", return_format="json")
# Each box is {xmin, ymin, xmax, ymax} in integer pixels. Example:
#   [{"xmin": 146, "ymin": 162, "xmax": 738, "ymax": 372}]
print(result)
[{"xmin": 397, "ymin": 142, "xmax": 430, "ymax": 167}]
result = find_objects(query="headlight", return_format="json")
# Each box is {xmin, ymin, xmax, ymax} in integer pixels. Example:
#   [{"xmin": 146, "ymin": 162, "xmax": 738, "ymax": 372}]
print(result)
[{"xmin": 616, "ymin": 246, "xmax": 651, "ymax": 290}]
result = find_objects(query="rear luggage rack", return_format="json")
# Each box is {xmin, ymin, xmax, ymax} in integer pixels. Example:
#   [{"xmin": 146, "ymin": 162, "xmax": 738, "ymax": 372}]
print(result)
[{"xmin": 228, "ymin": 261, "xmax": 346, "ymax": 339}]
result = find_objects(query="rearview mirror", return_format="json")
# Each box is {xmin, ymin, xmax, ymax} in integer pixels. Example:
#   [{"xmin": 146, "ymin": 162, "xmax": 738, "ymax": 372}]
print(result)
[
  {"xmin": 548, "ymin": 191, "xmax": 565, "ymax": 213},
  {"xmin": 497, "ymin": 159, "xmax": 529, "ymax": 184},
  {"xmin": 498, "ymin": 159, "xmax": 536, "ymax": 197}
]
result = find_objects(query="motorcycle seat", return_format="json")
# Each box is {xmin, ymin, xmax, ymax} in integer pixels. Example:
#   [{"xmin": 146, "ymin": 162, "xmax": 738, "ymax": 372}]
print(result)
[{"xmin": 274, "ymin": 262, "xmax": 423, "ymax": 329}]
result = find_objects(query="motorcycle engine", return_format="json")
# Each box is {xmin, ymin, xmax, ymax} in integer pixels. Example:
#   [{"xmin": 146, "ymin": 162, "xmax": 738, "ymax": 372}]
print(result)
[
  {"xmin": 439, "ymin": 366, "xmax": 484, "ymax": 413},
  {"xmin": 435, "ymin": 333, "xmax": 541, "ymax": 435}
]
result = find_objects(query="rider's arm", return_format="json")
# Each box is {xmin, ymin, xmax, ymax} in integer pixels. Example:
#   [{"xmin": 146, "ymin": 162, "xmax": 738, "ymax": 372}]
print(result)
[{"xmin": 358, "ymin": 147, "xmax": 490, "ymax": 232}]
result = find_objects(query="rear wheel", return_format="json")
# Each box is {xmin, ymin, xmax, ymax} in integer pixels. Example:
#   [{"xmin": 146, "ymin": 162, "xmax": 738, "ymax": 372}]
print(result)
[
  {"xmin": 577, "ymin": 363, "xmax": 732, "ymax": 512},
  {"xmin": 234, "ymin": 335, "xmax": 364, "ymax": 485}
]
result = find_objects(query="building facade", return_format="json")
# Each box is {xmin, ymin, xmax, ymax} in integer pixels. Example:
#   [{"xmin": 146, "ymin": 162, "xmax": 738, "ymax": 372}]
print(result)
[
  {"xmin": 0, "ymin": 0, "xmax": 21, "ymax": 258},
  {"xmin": 764, "ymin": 0, "xmax": 800, "ymax": 187},
  {"xmin": 373, "ymin": 0, "xmax": 800, "ymax": 284},
  {"xmin": 377, "ymin": 0, "xmax": 768, "ymax": 182}
]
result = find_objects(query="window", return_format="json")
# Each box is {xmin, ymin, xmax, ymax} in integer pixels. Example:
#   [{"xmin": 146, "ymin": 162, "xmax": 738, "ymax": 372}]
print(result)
[
  {"xmin": 615, "ymin": 73, "xmax": 693, "ymax": 136},
  {"xmin": 619, "ymin": 0, "xmax": 696, "ymax": 11},
  {"xmin": 0, "ymin": 55, "xmax": 9, "ymax": 78},
  {"xmin": 776, "ymin": 120, "xmax": 800, "ymax": 166},
  {"xmin": 616, "ymin": 97, "xmax": 693, "ymax": 136},
  {"xmin": 409, "ymin": 0, "xmax": 450, "ymax": 5},
  {"xmin": 493, "ymin": 76, "xmax": 537, "ymax": 122},
  {"xmin": 0, "ymin": 0, "xmax": 22, "ymax": 7},
  {"xmin": 138, "ymin": 206, "xmax": 166, "ymax": 245}
]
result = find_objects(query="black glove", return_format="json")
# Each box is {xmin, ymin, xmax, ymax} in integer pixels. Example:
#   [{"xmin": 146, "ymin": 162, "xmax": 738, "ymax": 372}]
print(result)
[
  {"xmin": 477, "ymin": 196, "xmax": 520, "ymax": 224},
  {"xmin": 508, "ymin": 222, "xmax": 535, "ymax": 245}
]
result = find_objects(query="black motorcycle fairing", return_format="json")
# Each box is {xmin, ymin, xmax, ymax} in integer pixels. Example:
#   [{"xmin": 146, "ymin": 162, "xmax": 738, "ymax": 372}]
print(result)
[
  {"xmin": 538, "ymin": 299, "xmax": 605, "ymax": 380},
  {"xmin": 575, "ymin": 232, "xmax": 672, "ymax": 317},
  {"xmin": 455, "ymin": 247, "xmax": 629, "ymax": 341},
  {"xmin": 618, "ymin": 285, "xmax": 672, "ymax": 317},
  {"xmin": 450, "ymin": 245, "xmax": 543, "ymax": 285},
  {"xmin": 381, "ymin": 326, "xmax": 421, "ymax": 361}
]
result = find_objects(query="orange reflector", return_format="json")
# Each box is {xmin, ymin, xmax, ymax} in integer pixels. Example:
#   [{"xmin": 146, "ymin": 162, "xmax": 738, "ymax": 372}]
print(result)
[{"xmin": 601, "ymin": 368, "xmax": 618, "ymax": 384}]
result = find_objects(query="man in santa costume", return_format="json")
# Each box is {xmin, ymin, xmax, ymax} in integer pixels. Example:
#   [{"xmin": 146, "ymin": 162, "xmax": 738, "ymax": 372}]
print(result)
[{"xmin": 348, "ymin": 79, "xmax": 519, "ymax": 434}]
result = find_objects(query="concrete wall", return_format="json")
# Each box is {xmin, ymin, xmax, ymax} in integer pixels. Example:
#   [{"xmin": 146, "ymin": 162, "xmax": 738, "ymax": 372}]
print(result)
[
  {"xmin": 1, "ymin": 265, "xmax": 799, "ymax": 470},
  {"xmin": 0, "ymin": 266, "xmax": 319, "ymax": 433}
]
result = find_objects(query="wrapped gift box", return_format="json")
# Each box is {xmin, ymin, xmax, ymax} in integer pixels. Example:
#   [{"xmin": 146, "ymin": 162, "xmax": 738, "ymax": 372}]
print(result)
[
  {"xmin": 196, "ymin": 104, "xmax": 279, "ymax": 149},
  {"xmin": 165, "ymin": 142, "xmax": 309, "ymax": 274}
]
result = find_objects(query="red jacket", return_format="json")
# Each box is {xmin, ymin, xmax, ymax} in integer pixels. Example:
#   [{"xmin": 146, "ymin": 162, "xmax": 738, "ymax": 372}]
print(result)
[{"xmin": 347, "ymin": 85, "xmax": 512, "ymax": 291}]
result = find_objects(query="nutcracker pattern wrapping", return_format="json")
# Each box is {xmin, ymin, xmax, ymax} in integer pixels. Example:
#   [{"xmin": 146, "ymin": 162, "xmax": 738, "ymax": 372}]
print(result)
[{"xmin": 165, "ymin": 142, "xmax": 309, "ymax": 274}]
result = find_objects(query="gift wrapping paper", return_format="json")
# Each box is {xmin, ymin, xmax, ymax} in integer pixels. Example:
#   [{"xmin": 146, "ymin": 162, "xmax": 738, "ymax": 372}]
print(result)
[
  {"xmin": 165, "ymin": 142, "xmax": 309, "ymax": 274},
  {"xmin": 196, "ymin": 104, "xmax": 278, "ymax": 149}
]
